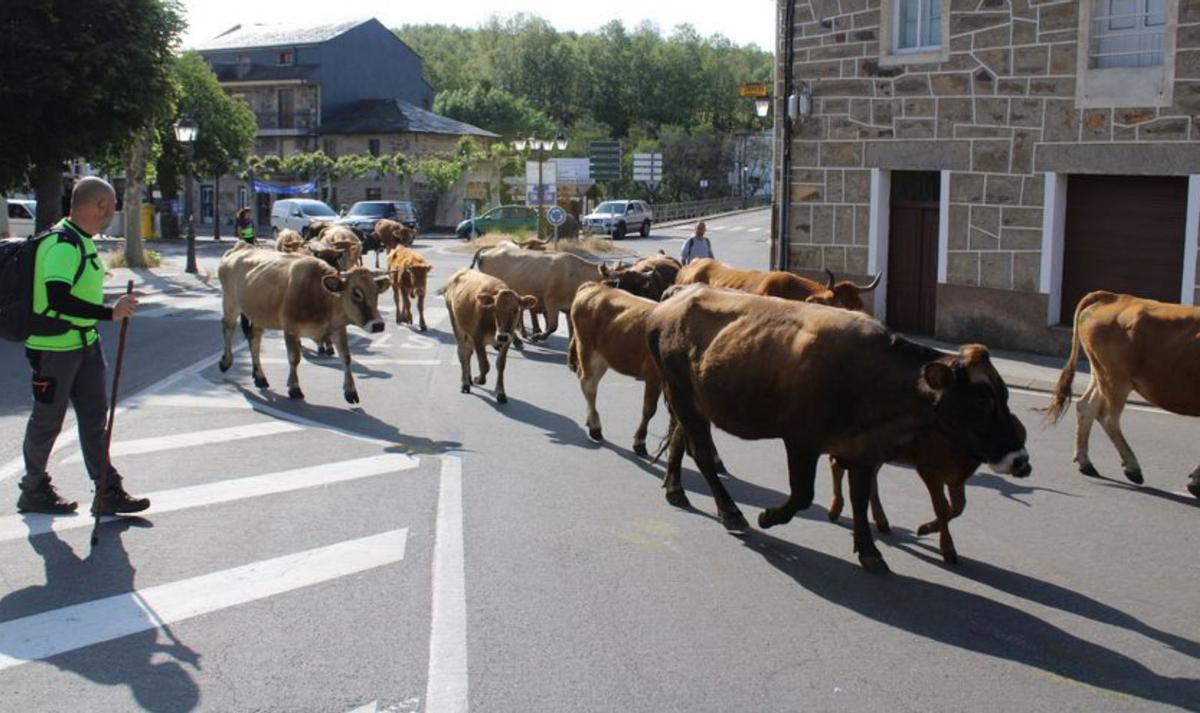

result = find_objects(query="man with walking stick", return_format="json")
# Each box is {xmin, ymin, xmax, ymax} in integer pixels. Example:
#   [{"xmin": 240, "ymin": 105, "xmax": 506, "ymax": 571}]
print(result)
[{"xmin": 16, "ymin": 177, "xmax": 150, "ymax": 517}]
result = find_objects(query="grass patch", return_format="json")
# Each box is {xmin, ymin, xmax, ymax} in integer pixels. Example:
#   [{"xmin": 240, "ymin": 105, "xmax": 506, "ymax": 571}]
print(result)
[{"xmin": 107, "ymin": 248, "xmax": 162, "ymax": 269}]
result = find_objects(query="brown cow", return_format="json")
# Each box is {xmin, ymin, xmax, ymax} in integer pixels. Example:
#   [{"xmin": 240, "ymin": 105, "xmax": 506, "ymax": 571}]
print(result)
[
  {"xmin": 315, "ymin": 225, "xmax": 363, "ymax": 270},
  {"xmin": 386, "ymin": 246, "xmax": 432, "ymax": 331},
  {"xmin": 441, "ymin": 268, "xmax": 537, "ymax": 404},
  {"xmin": 598, "ymin": 251, "xmax": 682, "ymax": 301},
  {"xmin": 472, "ymin": 241, "xmax": 602, "ymax": 340},
  {"xmin": 370, "ymin": 219, "xmax": 417, "ymax": 267},
  {"xmin": 676, "ymin": 258, "xmax": 880, "ymax": 311},
  {"xmin": 1045, "ymin": 291, "xmax": 1200, "ymax": 498},
  {"xmin": 568, "ymin": 282, "xmax": 663, "ymax": 455},
  {"xmin": 218, "ymin": 242, "xmax": 389, "ymax": 404},
  {"xmin": 647, "ymin": 284, "xmax": 1030, "ymax": 571},
  {"xmin": 827, "ymin": 413, "xmax": 1028, "ymax": 563}
]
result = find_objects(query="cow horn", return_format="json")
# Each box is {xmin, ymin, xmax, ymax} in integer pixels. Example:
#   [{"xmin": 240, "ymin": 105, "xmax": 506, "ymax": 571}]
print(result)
[
  {"xmin": 857, "ymin": 272, "xmax": 883, "ymax": 292},
  {"xmin": 824, "ymin": 269, "xmax": 836, "ymax": 289}
]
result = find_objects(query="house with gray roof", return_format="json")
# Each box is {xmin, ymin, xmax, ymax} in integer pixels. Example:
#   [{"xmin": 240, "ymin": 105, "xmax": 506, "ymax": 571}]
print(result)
[{"xmin": 191, "ymin": 18, "xmax": 498, "ymax": 231}]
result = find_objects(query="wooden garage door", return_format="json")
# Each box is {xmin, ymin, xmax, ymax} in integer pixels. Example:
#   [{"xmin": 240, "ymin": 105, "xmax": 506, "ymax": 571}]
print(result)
[{"xmin": 1061, "ymin": 175, "xmax": 1187, "ymax": 322}]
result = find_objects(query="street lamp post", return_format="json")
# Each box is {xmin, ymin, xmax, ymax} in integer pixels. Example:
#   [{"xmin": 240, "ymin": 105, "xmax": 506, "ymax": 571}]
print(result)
[
  {"xmin": 514, "ymin": 132, "xmax": 568, "ymax": 239},
  {"xmin": 174, "ymin": 116, "xmax": 199, "ymax": 274}
]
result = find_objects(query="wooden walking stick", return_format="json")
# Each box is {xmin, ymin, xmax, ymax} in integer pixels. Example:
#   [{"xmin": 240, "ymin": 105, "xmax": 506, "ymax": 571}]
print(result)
[{"xmin": 91, "ymin": 280, "xmax": 134, "ymax": 546}]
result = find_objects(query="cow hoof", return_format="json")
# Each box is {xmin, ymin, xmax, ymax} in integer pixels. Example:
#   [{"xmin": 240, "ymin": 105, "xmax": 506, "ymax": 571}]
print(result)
[
  {"xmin": 715, "ymin": 460, "xmax": 728, "ymax": 475},
  {"xmin": 344, "ymin": 391, "xmax": 360, "ymax": 404},
  {"xmin": 473, "ymin": 376, "xmax": 486, "ymax": 386},
  {"xmin": 419, "ymin": 324, "xmax": 428, "ymax": 332},
  {"xmin": 917, "ymin": 523, "xmax": 935, "ymax": 536},
  {"xmin": 721, "ymin": 511, "xmax": 750, "ymax": 534},
  {"xmin": 665, "ymin": 490, "xmax": 691, "ymax": 509},
  {"xmin": 588, "ymin": 428, "xmax": 603, "ymax": 443},
  {"xmin": 253, "ymin": 376, "xmax": 269, "ymax": 389},
  {"xmin": 496, "ymin": 393, "xmax": 507, "ymax": 404},
  {"xmin": 875, "ymin": 521, "xmax": 892, "ymax": 534},
  {"xmin": 288, "ymin": 388, "xmax": 304, "ymax": 400},
  {"xmin": 633, "ymin": 442, "xmax": 648, "ymax": 457},
  {"xmin": 942, "ymin": 549, "xmax": 959, "ymax": 565},
  {"xmin": 1079, "ymin": 463, "xmax": 1100, "ymax": 478},
  {"xmin": 1188, "ymin": 479, "xmax": 1200, "ymax": 499},
  {"xmin": 1124, "ymin": 468, "xmax": 1144, "ymax": 485},
  {"xmin": 395, "ymin": 318, "xmax": 403, "ymax": 325},
  {"xmin": 460, "ymin": 384, "xmax": 470, "ymax": 394},
  {"xmin": 218, "ymin": 357, "xmax": 232, "ymax": 373},
  {"xmin": 859, "ymin": 554, "xmax": 890, "ymax": 573}
]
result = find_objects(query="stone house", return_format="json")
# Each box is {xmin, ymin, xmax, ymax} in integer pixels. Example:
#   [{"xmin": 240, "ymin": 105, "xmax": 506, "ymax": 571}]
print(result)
[
  {"xmin": 772, "ymin": 0, "xmax": 1200, "ymax": 354},
  {"xmin": 192, "ymin": 18, "xmax": 497, "ymax": 232}
]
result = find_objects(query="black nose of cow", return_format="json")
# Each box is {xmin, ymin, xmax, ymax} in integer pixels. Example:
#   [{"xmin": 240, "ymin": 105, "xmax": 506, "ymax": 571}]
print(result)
[
  {"xmin": 1012, "ymin": 454, "xmax": 1032, "ymax": 478},
  {"xmin": 370, "ymin": 322, "xmax": 384, "ymax": 333}
]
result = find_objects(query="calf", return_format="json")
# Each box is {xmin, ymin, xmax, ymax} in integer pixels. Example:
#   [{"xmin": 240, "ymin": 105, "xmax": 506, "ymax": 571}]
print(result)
[
  {"xmin": 218, "ymin": 242, "xmax": 389, "ymax": 404},
  {"xmin": 568, "ymin": 282, "xmax": 663, "ymax": 455},
  {"xmin": 472, "ymin": 241, "xmax": 602, "ymax": 340},
  {"xmin": 370, "ymin": 219, "xmax": 417, "ymax": 268},
  {"xmin": 386, "ymin": 246, "xmax": 432, "ymax": 331},
  {"xmin": 442, "ymin": 268, "xmax": 537, "ymax": 404},
  {"xmin": 1046, "ymin": 290, "xmax": 1200, "ymax": 498}
]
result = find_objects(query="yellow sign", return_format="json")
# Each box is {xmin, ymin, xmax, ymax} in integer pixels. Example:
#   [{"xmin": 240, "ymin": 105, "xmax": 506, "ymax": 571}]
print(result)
[
  {"xmin": 738, "ymin": 82, "xmax": 770, "ymax": 98},
  {"xmin": 466, "ymin": 181, "xmax": 489, "ymax": 200}
]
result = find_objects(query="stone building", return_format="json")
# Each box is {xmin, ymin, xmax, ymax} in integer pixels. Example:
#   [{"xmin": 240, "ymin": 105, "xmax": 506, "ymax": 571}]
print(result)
[
  {"xmin": 193, "ymin": 18, "xmax": 497, "ymax": 232},
  {"xmin": 772, "ymin": 0, "xmax": 1200, "ymax": 354}
]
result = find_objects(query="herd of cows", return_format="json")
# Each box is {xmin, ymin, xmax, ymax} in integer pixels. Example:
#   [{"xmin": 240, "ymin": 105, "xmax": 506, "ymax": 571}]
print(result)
[{"xmin": 213, "ymin": 219, "xmax": 1200, "ymax": 573}]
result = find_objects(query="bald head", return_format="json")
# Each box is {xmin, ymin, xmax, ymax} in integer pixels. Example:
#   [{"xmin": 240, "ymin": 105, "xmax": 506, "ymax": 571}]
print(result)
[{"xmin": 69, "ymin": 177, "xmax": 117, "ymax": 234}]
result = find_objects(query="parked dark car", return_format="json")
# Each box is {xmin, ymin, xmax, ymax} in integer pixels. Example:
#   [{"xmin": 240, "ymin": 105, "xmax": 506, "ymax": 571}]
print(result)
[{"xmin": 336, "ymin": 201, "xmax": 418, "ymax": 233}]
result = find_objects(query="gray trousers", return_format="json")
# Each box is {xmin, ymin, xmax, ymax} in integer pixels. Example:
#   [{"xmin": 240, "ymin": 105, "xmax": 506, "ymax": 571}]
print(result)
[{"xmin": 22, "ymin": 342, "xmax": 120, "ymax": 491}]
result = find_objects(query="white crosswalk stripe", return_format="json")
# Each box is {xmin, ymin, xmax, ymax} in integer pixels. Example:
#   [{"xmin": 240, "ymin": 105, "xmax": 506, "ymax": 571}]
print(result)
[
  {"xmin": 0, "ymin": 453, "xmax": 418, "ymax": 544},
  {"xmin": 61, "ymin": 421, "xmax": 302, "ymax": 463},
  {"xmin": 0, "ymin": 529, "xmax": 408, "ymax": 671}
]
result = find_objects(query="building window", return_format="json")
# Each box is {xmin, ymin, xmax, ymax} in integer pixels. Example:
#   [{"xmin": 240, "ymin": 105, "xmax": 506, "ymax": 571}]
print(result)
[
  {"xmin": 368, "ymin": 139, "xmax": 381, "ymax": 157},
  {"xmin": 365, "ymin": 188, "xmax": 382, "ymax": 200},
  {"xmin": 200, "ymin": 185, "xmax": 215, "ymax": 224},
  {"xmin": 278, "ymin": 50, "xmax": 294, "ymax": 66},
  {"xmin": 894, "ymin": 0, "xmax": 942, "ymax": 52},
  {"xmin": 1089, "ymin": 0, "xmax": 1167, "ymax": 68},
  {"xmin": 322, "ymin": 138, "xmax": 337, "ymax": 158}
]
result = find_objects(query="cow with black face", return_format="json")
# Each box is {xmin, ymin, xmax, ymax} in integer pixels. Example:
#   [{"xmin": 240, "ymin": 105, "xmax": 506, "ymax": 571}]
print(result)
[{"xmin": 647, "ymin": 284, "xmax": 1030, "ymax": 572}]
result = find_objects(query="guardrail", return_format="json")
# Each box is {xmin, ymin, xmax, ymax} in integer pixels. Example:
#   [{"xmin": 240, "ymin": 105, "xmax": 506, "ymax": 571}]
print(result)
[{"xmin": 650, "ymin": 195, "xmax": 771, "ymax": 223}]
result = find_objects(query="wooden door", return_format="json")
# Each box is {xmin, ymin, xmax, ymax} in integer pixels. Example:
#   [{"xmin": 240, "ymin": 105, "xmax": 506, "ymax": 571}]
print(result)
[{"xmin": 887, "ymin": 171, "xmax": 940, "ymax": 335}]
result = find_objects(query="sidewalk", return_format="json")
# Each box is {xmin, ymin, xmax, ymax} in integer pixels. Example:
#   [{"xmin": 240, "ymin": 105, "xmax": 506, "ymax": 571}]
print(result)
[{"xmin": 654, "ymin": 205, "xmax": 771, "ymax": 230}]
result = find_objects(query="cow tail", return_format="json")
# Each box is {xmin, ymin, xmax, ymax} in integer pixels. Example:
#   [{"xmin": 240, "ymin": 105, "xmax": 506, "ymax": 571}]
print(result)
[
  {"xmin": 1044, "ymin": 291, "xmax": 1109, "ymax": 424},
  {"xmin": 239, "ymin": 314, "xmax": 253, "ymax": 340},
  {"xmin": 567, "ymin": 330, "xmax": 579, "ymax": 373},
  {"xmin": 470, "ymin": 247, "xmax": 487, "ymax": 270}
]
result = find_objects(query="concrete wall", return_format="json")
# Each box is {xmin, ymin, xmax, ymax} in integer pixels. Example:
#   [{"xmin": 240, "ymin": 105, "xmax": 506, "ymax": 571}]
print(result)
[{"xmin": 775, "ymin": 0, "xmax": 1200, "ymax": 354}]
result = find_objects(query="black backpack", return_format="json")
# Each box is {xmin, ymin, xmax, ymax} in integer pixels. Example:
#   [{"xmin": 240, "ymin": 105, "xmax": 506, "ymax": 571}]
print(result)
[{"xmin": 0, "ymin": 226, "xmax": 85, "ymax": 342}]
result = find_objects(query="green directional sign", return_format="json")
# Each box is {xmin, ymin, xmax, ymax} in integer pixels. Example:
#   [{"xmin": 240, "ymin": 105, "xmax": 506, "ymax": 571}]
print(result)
[{"xmin": 589, "ymin": 141, "xmax": 622, "ymax": 181}]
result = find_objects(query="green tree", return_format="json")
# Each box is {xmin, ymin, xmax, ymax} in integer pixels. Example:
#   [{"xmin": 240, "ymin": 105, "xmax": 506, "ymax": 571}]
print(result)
[
  {"xmin": 0, "ymin": 0, "xmax": 185, "ymax": 234},
  {"xmin": 434, "ymin": 85, "xmax": 555, "ymax": 138},
  {"xmin": 156, "ymin": 52, "xmax": 258, "ymax": 239}
]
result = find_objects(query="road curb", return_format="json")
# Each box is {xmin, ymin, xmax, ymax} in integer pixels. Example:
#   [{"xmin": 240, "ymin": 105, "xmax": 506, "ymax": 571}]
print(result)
[{"xmin": 654, "ymin": 206, "xmax": 771, "ymax": 230}]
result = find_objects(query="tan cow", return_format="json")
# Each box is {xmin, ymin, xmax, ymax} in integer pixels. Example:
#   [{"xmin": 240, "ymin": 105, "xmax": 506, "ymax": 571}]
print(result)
[
  {"xmin": 441, "ymin": 268, "xmax": 537, "ymax": 404},
  {"xmin": 275, "ymin": 228, "xmax": 305, "ymax": 253},
  {"xmin": 386, "ymin": 246, "xmax": 432, "ymax": 331},
  {"xmin": 218, "ymin": 242, "xmax": 389, "ymax": 404},
  {"xmin": 471, "ymin": 241, "xmax": 602, "ymax": 340},
  {"xmin": 677, "ymin": 258, "xmax": 880, "ymax": 311},
  {"xmin": 568, "ymin": 282, "xmax": 663, "ymax": 455},
  {"xmin": 276, "ymin": 228, "xmax": 346, "ymax": 273},
  {"xmin": 315, "ymin": 225, "xmax": 363, "ymax": 270},
  {"xmin": 1045, "ymin": 291, "xmax": 1200, "ymax": 498}
]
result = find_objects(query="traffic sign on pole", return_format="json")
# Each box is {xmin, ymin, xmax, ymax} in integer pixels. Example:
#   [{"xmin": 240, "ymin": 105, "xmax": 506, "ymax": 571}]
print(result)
[
  {"xmin": 632, "ymin": 153, "xmax": 662, "ymax": 182},
  {"xmin": 589, "ymin": 141, "xmax": 622, "ymax": 181}
]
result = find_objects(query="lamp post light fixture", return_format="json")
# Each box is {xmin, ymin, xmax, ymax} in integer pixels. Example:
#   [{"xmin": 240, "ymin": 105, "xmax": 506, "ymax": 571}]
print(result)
[
  {"xmin": 513, "ymin": 132, "xmax": 568, "ymax": 238},
  {"xmin": 174, "ymin": 115, "xmax": 200, "ymax": 274},
  {"xmin": 754, "ymin": 97, "xmax": 770, "ymax": 118}
]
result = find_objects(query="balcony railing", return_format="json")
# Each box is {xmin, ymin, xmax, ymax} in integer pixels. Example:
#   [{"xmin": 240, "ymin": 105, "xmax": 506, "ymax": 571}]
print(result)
[{"xmin": 255, "ymin": 110, "xmax": 319, "ymax": 133}]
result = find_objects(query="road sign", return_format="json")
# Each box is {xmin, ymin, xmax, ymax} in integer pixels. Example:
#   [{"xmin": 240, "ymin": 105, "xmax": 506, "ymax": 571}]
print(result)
[
  {"xmin": 589, "ymin": 141, "xmax": 622, "ymax": 181},
  {"xmin": 546, "ymin": 206, "xmax": 567, "ymax": 226},
  {"xmin": 525, "ymin": 161, "xmax": 557, "ymax": 186},
  {"xmin": 632, "ymin": 153, "xmax": 662, "ymax": 182},
  {"xmin": 526, "ymin": 185, "xmax": 557, "ymax": 206},
  {"xmin": 738, "ymin": 82, "xmax": 770, "ymax": 98}
]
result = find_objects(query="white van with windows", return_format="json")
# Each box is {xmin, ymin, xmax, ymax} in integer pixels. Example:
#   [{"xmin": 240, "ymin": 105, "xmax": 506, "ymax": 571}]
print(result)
[
  {"xmin": 6, "ymin": 199, "xmax": 36, "ymax": 238},
  {"xmin": 269, "ymin": 199, "xmax": 339, "ymax": 237}
]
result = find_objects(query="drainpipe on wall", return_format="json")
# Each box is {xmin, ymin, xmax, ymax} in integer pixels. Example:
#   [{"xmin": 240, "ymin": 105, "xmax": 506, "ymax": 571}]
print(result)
[{"xmin": 774, "ymin": 0, "xmax": 796, "ymax": 271}]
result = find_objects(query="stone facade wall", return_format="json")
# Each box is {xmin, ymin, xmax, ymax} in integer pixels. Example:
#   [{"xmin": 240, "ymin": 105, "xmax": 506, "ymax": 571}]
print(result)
[
  {"xmin": 775, "ymin": 0, "xmax": 1200, "ymax": 351},
  {"xmin": 231, "ymin": 85, "xmax": 320, "ymax": 128}
]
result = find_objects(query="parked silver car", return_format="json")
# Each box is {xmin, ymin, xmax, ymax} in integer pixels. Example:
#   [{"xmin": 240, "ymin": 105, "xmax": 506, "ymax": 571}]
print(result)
[
  {"xmin": 582, "ymin": 200, "xmax": 652, "ymax": 239},
  {"xmin": 270, "ymin": 199, "xmax": 339, "ymax": 237}
]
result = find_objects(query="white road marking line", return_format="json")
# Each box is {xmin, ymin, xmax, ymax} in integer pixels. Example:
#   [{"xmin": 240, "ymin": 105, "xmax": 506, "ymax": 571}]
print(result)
[
  {"xmin": 726, "ymin": 226, "xmax": 745, "ymax": 231},
  {"xmin": 61, "ymin": 421, "xmax": 302, "ymax": 464},
  {"xmin": 748, "ymin": 227, "xmax": 764, "ymax": 232},
  {"xmin": 0, "ymin": 529, "xmax": 409, "ymax": 671},
  {"xmin": 345, "ymin": 703, "xmax": 379, "ymax": 713},
  {"xmin": 251, "ymin": 357, "xmax": 441, "ymax": 366},
  {"xmin": 1008, "ymin": 387, "xmax": 1170, "ymax": 416},
  {"xmin": 135, "ymin": 376, "xmax": 251, "ymax": 410},
  {"xmin": 0, "ymin": 342, "xmax": 249, "ymax": 483},
  {"xmin": 0, "ymin": 453, "xmax": 418, "ymax": 544},
  {"xmin": 426, "ymin": 456, "xmax": 467, "ymax": 713}
]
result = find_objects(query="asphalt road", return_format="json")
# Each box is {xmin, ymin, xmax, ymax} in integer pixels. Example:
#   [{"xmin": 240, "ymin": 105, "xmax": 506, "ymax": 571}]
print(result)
[{"xmin": 0, "ymin": 210, "xmax": 1197, "ymax": 713}]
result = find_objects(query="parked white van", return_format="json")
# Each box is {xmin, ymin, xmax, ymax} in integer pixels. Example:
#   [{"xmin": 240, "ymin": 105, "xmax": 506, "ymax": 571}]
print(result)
[
  {"xmin": 7, "ymin": 199, "xmax": 36, "ymax": 238},
  {"xmin": 269, "ymin": 199, "xmax": 339, "ymax": 237}
]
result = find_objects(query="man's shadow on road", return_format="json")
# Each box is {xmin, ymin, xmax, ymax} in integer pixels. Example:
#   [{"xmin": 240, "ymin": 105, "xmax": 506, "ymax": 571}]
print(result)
[{"xmin": 0, "ymin": 517, "xmax": 201, "ymax": 713}]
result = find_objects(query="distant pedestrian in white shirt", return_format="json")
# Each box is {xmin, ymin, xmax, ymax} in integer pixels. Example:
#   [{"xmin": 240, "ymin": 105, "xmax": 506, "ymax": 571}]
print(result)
[{"xmin": 680, "ymin": 222, "xmax": 714, "ymax": 265}]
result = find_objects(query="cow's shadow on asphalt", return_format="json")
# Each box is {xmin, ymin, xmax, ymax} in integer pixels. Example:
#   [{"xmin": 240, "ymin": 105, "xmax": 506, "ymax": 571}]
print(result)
[
  {"xmin": 0, "ymin": 517, "xmax": 201, "ymax": 713},
  {"xmin": 235, "ymin": 386, "xmax": 464, "ymax": 457},
  {"xmin": 1091, "ymin": 475, "xmax": 1200, "ymax": 508},
  {"xmin": 740, "ymin": 528, "xmax": 1200, "ymax": 712},
  {"xmin": 953, "ymin": 471, "xmax": 1080, "ymax": 506},
  {"xmin": 474, "ymin": 393, "xmax": 592, "ymax": 449}
]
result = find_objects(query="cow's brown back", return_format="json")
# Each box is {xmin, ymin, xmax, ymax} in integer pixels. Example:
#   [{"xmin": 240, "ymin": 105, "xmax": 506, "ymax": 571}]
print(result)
[
  {"xmin": 570, "ymin": 282, "xmax": 659, "ymax": 379},
  {"xmin": 388, "ymin": 246, "xmax": 432, "ymax": 293},
  {"xmin": 676, "ymin": 258, "xmax": 765, "ymax": 292},
  {"xmin": 219, "ymin": 243, "xmax": 340, "ymax": 339}
]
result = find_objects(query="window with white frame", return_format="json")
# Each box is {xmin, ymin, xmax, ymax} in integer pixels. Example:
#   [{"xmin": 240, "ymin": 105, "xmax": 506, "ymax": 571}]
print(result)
[
  {"xmin": 894, "ymin": 0, "xmax": 942, "ymax": 52},
  {"xmin": 1090, "ymin": 0, "xmax": 1167, "ymax": 68}
]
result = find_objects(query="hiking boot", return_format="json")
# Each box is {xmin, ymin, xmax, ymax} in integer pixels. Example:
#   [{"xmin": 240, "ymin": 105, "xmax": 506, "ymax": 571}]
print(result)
[
  {"xmin": 91, "ymin": 484, "xmax": 151, "ymax": 516},
  {"xmin": 17, "ymin": 482, "xmax": 79, "ymax": 515}
]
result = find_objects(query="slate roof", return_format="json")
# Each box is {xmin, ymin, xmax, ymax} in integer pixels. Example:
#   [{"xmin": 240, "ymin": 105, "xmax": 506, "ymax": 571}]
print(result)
[
  {"xmin": 195, "ymin": 18, "xmax": 370, "ymax": 51},
  {"xmin": 319, "ymin": 99, "xmax": 499, "ymax": 138}
]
